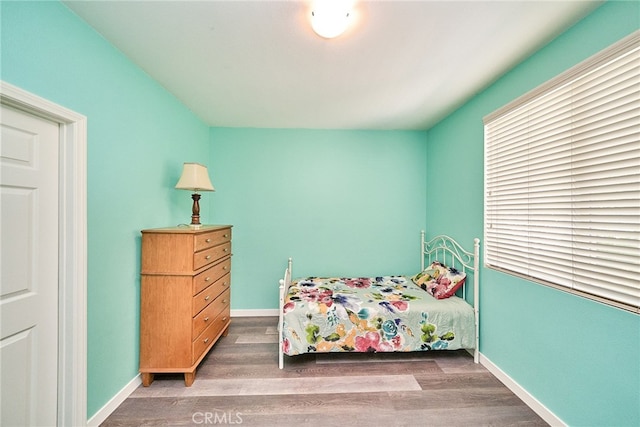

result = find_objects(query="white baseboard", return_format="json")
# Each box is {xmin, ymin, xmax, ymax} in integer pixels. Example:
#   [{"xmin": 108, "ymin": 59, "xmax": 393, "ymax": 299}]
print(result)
[
  {"xmin": 86, "ymin": 310, "xmax": 277, "ymax": 424},
  {"xmin": 231, "ymin": 308, "xmax": 279, "ymax": 317},
  {"xmin": 479, "ymin": 353, "xmax": 565, "ymax": 427},
  {"xmin": 86, "ymin": 334, "xmax": 562, "ymax": 426},
  {"xmin": 87, "ymin": 374, "xmax": 142, "ymax": 427}
]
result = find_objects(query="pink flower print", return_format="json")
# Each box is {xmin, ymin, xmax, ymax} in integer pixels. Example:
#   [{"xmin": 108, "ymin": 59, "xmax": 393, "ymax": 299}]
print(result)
[
  {"xmin": 430, "ymin": 276, "xmax": 451, "ymax": 298},
  {"xmin": 391, "ymin": 335, "xmax": 403, "ymax": 349},
  {"xmin": 283, "ymin": 302, "xmax": 295, "ymax": 313},
  {"xmin": 299, "ymin": 288, "xmax": 334, "ymax": 307},
  {"xmin": 390, "ymin": 300, "xmax": 408, "ymax": 312},
  {"xmin": 344, "ymin": 278, "xmax": 371, "ymax": 289},
  {"xmin": 430, "ymin": 283, "xmax": 448, "ymax": 298},
  {"xmin": 355, "ymin": 331, "xmax": 381, "ymax": 352},
  {"xmin": 378, "ymin": 340, "xmax": 395, "ymax": 352},
  {"xmin": 318, "ymin": 288, "xmax": 334, "ymax": 307},
  {"xmin": 437, "ymin": 276, "xmax": 452, "ymax": 287}
]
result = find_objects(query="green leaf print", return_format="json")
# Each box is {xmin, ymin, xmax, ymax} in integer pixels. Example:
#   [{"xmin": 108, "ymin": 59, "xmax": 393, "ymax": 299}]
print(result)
[
  {"xmin": 421, "ymin": 323, "xmax": 437, "ymax": 343},
  {"xmin": 306, "ymin": 324, "xmax": 320, "ymax": 344},
  {"xmin": 323, "ymin": 333, "xmax": 341, "ymax": 342},
  {"xmin": 439, "ymin": 331, "xmax": 455, "ymax": 341}
]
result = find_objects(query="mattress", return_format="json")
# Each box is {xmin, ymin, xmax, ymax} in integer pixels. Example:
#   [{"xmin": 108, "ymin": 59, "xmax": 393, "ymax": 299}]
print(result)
[{"xmin": 281, "ymin": 275, "xmax": 475, "ymax": 355}]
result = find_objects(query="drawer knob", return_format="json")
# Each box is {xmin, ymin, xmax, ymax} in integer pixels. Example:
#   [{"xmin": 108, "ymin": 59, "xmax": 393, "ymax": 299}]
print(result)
[
  {"xmin": 222, "ymin": 316, "xmax": 228, "ymax": 321},
  {"xmin": 205, "ymin": 276, "xmax": 211, "ymax": 282},
  {"xmin": 223, "ymin": 282, "xmax": 228, "ymax": 287},
  {"xmin": 204, "ymin": 316, "xmax": 210, "ymax": 322},
  {"xmin": 206, "ymin": 238, "xmax": 211, "ymax": 243},
  {"xmin": 223, "ymin": 299, "xmax": 228, "ymax": 304},
  {"xmin": 224, "ymin": 248, "xmax": 229, "ymax": 252},
  {"xmin": 224, "ymin": 234, "xmax": 229, "ymax": 238},
  {"xmin": 223, "ymin": 266, "xmax": 228, "ymax": 270},
  {"xmin": 204, "ymin": 338, "xmax": 209, "ymax": 344},
  {"xmin": 205, "ymin": 295, "xmax": 211, "ymax": 301},
  {"xmin": 205, "ymin": 255, "xmax": 212, "ymax": 260}
]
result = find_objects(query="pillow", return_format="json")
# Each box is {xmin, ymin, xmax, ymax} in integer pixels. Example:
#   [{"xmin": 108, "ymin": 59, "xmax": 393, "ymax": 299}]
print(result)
[{"xmin": 412, "ymin": 261, "xmax": 466, "ymax": 299}]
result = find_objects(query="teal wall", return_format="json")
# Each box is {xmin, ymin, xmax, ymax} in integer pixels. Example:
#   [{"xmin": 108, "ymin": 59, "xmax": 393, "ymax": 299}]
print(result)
[
  {"xmin": 1, "ymin": 1, "xmax": 210, "ymax": 418},
  {"xmin": 209, "ymin": 128, "xmax": 428, "ymax": 309},
  {"xmin": 425, "ymin": 2, "xmax": 640, "ymax": 426}
]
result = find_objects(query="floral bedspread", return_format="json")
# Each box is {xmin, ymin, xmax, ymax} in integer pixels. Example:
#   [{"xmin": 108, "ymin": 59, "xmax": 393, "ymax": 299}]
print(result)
[{"xmin": 282, "ymin": 276, "xmax": 475, "ymax": 355}]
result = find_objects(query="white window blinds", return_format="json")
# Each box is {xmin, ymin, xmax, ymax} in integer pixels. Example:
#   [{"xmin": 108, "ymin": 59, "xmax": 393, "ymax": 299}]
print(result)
[{"xmin": 484, "ymin": 31, "xmax": 640, "ymax": 314}]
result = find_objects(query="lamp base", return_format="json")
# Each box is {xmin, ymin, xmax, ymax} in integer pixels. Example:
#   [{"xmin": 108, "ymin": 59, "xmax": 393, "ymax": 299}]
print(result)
[{"xmin": 190, "ymin": 193, "xmax": 201, "ymax": 226}]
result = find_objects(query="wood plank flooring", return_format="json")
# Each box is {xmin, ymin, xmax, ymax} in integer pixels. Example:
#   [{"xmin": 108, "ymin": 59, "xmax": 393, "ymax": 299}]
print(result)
[{"xmin": 101, "ymin": 316, "xmax": 548, "ymax": 426}]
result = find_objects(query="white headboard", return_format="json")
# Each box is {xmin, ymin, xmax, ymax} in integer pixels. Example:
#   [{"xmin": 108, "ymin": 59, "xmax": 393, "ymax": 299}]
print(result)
[
  {"xmin": 421, "ymin": 230, "xmax": 479, "ymax": 275},
  {"xmin": 421, "ymin": 230, "xmax": 480, "ymax": 362}
]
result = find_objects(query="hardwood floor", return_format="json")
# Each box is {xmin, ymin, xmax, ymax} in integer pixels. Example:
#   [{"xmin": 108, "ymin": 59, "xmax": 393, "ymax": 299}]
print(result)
[{"xmin": 101, "ymin": 316, "xmax": 547, "ymax": 426}]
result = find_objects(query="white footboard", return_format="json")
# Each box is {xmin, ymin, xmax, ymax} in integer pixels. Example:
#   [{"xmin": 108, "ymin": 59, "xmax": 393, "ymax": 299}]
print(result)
[{"xmin": 278, "ymin": 257, "xmax": 292, "ymax": 369}]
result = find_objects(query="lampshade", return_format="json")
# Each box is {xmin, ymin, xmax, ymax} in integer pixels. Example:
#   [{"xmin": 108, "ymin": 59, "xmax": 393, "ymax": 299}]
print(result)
[
  {"xmin": 175, "ymin": 163, "xmax": 215, "ymax": 192},
  {"xmin": 311, "ymin": 0, "xmax": 351, "ymax": 39}
]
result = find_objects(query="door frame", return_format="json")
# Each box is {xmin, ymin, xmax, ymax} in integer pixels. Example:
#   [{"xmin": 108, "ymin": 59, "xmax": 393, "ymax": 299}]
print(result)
[{"xmin": 1, "ymin": 81, "xmax": 87, "ymax": 426}]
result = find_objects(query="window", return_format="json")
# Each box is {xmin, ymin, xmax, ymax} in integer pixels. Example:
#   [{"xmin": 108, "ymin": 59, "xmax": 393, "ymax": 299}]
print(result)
[{"xmin": 484, "ymin": 31, "xmax": 640, "ymax": 314}]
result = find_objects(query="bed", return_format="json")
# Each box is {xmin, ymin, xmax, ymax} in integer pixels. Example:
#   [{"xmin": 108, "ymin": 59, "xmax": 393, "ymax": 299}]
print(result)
[{"xmin": 278, "ymin": 231, "xmax": 480, "ymax": 369}]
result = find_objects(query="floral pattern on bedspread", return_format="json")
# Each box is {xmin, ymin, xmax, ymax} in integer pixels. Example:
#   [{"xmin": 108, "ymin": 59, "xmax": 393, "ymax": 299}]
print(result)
[{"xmin": 282, "ymin": 276, "xmax": 475, "ymax": 355}]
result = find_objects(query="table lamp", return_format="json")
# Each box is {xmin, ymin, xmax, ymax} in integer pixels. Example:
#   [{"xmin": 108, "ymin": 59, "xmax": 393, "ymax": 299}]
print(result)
[{"xmin": 175, "ymin": 162, "xmax": 215, "ymax": 227}]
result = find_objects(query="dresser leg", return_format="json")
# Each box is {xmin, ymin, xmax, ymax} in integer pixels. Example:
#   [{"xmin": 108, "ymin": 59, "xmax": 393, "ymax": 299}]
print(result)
[
  {"xmin": 184, "ymin": 371, "xmax": 196, "ymax": 387},
  {"xmin": 141, "ymin": 373, "xmax": 154, "ymax": 387}
]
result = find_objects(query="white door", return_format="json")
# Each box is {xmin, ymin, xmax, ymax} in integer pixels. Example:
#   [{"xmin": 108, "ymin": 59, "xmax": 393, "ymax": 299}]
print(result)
[{"xmin": 1, "ymin": 104, "xmax": 59, "ymax": 426}]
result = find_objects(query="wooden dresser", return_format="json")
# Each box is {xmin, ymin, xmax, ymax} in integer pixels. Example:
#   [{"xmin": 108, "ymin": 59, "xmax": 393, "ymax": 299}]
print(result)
[{"xmin": 139, "ymin": 225, "xmax": 232, "ymax": 386}]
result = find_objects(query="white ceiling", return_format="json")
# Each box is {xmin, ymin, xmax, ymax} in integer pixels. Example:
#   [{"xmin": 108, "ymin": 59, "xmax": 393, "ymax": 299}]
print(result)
[{"xmin": 64, "ymin": 0, "xmax": 602, "ymax": 130}]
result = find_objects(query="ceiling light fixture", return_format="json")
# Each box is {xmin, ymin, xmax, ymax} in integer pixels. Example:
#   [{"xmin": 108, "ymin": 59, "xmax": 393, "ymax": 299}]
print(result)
[{"xmin": 310, "ymin": 0, "xmax": 351, "ymax": 39}]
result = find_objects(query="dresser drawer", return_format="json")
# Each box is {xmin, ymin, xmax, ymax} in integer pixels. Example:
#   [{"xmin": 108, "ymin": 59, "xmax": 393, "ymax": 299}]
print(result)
[
  {"xmin": 192, "ymin": 306, "xmax": 231, "ymax": 363},
  {"xmin": 193, "ymin": 281, "xmax": 230, "ymax": 317},
  {"xmin": 194, "ymin": 228, "xmax": 232, "ymax": 252},
  {"xmin": 193, "ymin": 259, "xmax": 231, "ymax": 295},
  {"xmin": 193, "ymin": 242, "xmax": 231, "ymax": 271},
  {"xmin": 192, "ymin": 288, "xmax": 230, "ymax": 340},
  {"xmin": 207, "ymin": 273, "xmax": 230, "ymax": 302}
]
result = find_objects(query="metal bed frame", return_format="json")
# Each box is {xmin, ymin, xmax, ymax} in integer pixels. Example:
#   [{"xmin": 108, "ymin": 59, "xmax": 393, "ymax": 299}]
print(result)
[{"xmin": 278, "ymin": 231, "xmax": 480, "ymax": 369}]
